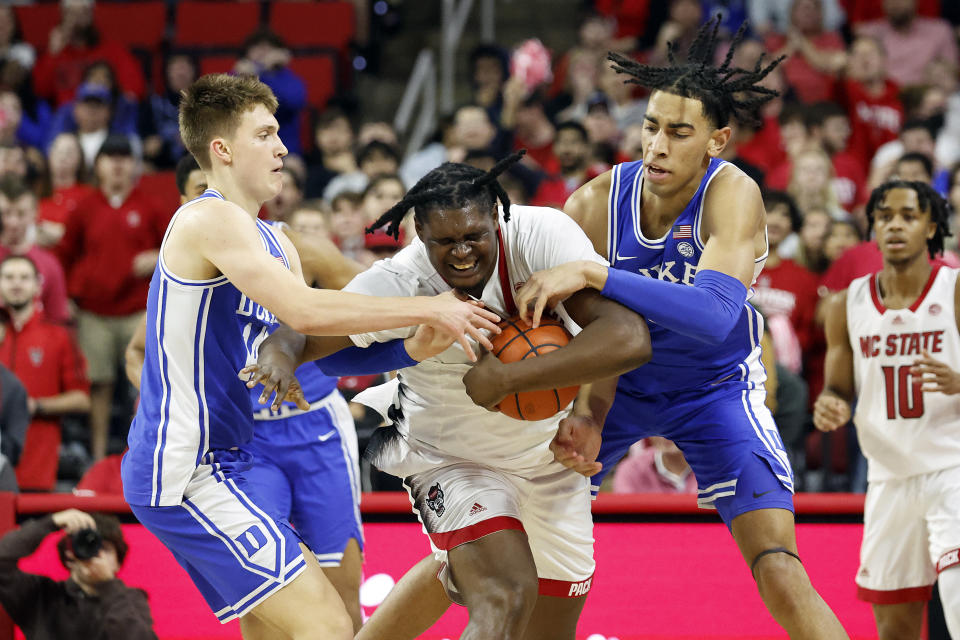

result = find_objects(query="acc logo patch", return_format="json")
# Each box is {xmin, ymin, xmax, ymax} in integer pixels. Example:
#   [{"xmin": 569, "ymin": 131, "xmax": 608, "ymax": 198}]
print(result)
[{"xmin": 677, "ymin": 242, "xmax": 695, "ymax": 258}]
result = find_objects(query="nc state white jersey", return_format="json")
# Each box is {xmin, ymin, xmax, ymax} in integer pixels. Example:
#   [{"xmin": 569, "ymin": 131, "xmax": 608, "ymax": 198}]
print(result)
[
  {"xmin": 344, "ymin": 205, "xmax": 608, "ymax": 478},
  {"xmin": 847, "ymin": 266, "xmax": 960, "ymax": 481}
]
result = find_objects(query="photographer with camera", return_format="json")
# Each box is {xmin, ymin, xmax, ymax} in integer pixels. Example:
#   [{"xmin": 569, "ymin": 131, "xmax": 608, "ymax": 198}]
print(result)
[{"xmin": 0, "ymin": 508, "xmax": 156, "ymax": 639}]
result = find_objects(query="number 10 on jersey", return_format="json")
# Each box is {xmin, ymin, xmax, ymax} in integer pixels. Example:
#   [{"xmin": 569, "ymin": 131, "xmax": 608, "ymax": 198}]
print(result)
[{"xmin": 882, "ymin": 365, "xmax": 924, "ymax": 419}]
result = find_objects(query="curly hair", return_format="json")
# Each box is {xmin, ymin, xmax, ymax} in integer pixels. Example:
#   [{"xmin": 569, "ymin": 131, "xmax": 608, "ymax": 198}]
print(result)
[
  {"xmin": 607, "ymin": 16, "xmax": 784, "ymax": 128},
  {"xmin": 866, "ymin": 180, "xmax": 953, "ymax": 258},
  {"xmin": 367, "ymin": 150, "xmax": 526, "ymax": 239}
]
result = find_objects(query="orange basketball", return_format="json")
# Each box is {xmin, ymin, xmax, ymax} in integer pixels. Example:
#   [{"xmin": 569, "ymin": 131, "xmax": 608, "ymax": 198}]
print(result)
[{"xmin": 490, "ymin": 316, "xmax": 580, "ymax": 421}]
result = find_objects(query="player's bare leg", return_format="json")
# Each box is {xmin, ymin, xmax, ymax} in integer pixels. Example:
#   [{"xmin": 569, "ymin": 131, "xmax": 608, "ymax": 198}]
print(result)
[
  {"xmin": 243, "ymin": 543, "xmax": 353, "ymax": 640},
  {"xmin": 520, "ymin": 593, "xmax": 588, "ymax": 640},
  {"xmin": 871, "ymin": 601, "xmax": 924, "ymax": 640},
  {"xmin": 731, "ymin": 508, "xmax": 848, "ymax": 639},
  {"xmin": 320, "ymin": 538, "xmax": 364, "ymax": 632},
  {"xmin": 448, "ymin": 529, "xmax": 539, "ymax": 640},
  {"xmin": 356, "ymin": 554, "xmax": 451, "ymax": 640},
  {"xmin": 240, "ymin": 614, "xmax": 291, "ymax": 640}
]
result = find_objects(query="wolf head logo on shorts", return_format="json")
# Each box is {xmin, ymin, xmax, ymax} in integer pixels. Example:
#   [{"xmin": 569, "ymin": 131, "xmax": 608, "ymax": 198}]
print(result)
[{"xmin": 426, "ymin": 483, "xmax": 445, "ymax": 517}]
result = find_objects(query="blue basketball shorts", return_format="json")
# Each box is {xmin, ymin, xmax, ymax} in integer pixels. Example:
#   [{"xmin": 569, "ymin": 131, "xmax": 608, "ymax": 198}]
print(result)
[
  {"xmin": 595, "ymin": 375, "xmax": 795, "ymax": 526},
  {"xmin": 130, "ymin": 447, "xmax": 307, "ymax": 624},
  {"xmin": 247, "ymin": 390, "xmax": 363, "ymax": 565}
]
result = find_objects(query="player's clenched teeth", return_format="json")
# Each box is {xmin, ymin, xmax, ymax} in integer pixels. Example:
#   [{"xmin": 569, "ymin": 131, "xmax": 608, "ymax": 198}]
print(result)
[{"xmin": 450, "ymin": 261, "xmax": 478, "ymax": 272}]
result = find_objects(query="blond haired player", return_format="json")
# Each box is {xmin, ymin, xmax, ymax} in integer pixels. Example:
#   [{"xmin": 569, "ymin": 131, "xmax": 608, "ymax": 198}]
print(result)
[
  {"xmin": 815, "ymin": 180, "xmax": 960, "ymax": 639},
  {"xmin": 120, "ymin": 74, "xmax": 500, "ymax": 640}
]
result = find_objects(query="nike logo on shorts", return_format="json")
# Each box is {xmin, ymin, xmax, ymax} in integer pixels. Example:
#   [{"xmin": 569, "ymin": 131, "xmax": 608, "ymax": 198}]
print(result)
[
  {"xmin": 317, "ymin": 430, "xmax": 337, "ymax": 442},
  {"xmin": 752, "ymin": 489, "xmax": 774, "ymax": 499}
]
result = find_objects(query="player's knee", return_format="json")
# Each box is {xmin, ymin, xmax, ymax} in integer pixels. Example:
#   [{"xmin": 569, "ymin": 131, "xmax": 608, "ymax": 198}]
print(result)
[
  {"xmin": 471, "ymin": 572, "xmax": 539, "ymax": 620},
  {"xmin": 751, "ymin": 549, "xmax": 808, "ymax": 608}
]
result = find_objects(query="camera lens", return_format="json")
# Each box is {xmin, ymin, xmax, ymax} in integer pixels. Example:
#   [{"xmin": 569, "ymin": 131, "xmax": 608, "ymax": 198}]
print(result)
[{"xmin": 70, "ymin": 528, "xmax": 103, "ymax": 560}]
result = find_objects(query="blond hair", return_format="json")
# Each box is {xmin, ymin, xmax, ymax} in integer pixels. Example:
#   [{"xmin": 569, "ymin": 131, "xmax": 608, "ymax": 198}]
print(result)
[{"xmin": 179, "ymin": 74, "xmax": 278, "ymax": 170}]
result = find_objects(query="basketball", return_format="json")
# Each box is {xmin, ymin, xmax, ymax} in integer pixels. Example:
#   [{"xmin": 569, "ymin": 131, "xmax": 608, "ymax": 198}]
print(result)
[{"xmin": 490, "ymin": 316, "xmax": 579, "ymax": 420}]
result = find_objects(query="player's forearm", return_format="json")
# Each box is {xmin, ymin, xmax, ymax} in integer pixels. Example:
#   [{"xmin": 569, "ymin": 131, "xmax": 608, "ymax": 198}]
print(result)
[
  {"xmin": 820, "ymin": 384, "xmax": 854, "ymax": 404},
  {"xmin": 281, "ymin": 290, "xmax": 429, "ymax": 336},
  {"xmin": 594, "ymin": 265, "xmax": 748, "ymax": 345},
  {"xmin": 501, "ymin": 317, "xmax": 650, "ymax": 394},
  {"xmin": 260, "ymin": 325, "xmax": 308, "ymax": 372},
  {"xmin": 573, "ymin": 376, "xmax": 619, "ymax": 426}
]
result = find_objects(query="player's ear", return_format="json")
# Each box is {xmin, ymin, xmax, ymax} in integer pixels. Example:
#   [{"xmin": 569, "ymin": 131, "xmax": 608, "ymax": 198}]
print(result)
[
  {"xmin": 209, "ymin": 137, "xmax": 231, "ymax": 166},
  {"xmin": 414, "ymin": 217, "xmax": 425, "ymax": 242},
  {"xmin": 707, "ymin": 126, "xmax": 732, "ymax": 158}
]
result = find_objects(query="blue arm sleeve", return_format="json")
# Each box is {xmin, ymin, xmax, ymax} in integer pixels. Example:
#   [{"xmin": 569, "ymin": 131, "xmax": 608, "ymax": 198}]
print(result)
[
  {"xmin": 600, "ymin": 268, "xmax": 748, "ymax": 345},
  {"xmin": 313, "ymin": 339, "xmax": 416, "ymax": 376}
]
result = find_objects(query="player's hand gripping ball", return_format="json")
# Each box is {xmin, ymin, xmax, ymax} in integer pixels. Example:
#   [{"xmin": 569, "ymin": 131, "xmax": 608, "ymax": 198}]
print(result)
[{"xmin": 490, "ymin": 315, "xmax": 579, "ymax": 420}]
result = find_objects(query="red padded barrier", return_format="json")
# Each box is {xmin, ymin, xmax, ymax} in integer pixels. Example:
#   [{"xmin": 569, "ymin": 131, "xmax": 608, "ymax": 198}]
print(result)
[{"xmin": 11, "ymin": 491, "xmax": 868, "ymax": 516}]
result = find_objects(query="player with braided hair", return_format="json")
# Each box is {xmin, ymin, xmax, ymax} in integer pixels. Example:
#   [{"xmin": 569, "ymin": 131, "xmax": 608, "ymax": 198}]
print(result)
[
  {"xmin": 251, "ymin": 151, "xmax": 652, "ymax": 639},
  {"xmin": 513, "ymin": 16, "xmax": 849, "ymax": 638},
  {"xmin": 816, "ymin": 181, "xmax": 960, "ymax": 639}
]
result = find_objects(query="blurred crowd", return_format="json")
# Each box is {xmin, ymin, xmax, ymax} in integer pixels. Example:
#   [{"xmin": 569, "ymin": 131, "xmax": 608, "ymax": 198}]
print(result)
[{"xmin": 0, "ymin": 0, "xmax": 957, "ymax": 495}]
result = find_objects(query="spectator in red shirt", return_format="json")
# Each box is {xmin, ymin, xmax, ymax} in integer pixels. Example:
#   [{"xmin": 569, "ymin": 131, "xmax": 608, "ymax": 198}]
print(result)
[
  {"xmin": 766, "ymin": 102, "xmax": 869, "ymax": 212},
  {"xmin": 839, "ymin": 35, "xmax": 904, "ymax": 170},
  {"xmin": 57, "ymin": 135, "xmax": 164, "ymax": 461},
  {"xmin": 37, "ymin": 133, "xmax": 93, "ymax": 249},
  {"xmin": 754, "ymin": 191, "xmax": 820, "ymax": 375},
  {"xmin": 531, "ymin": 121, "xmax": 591, "ymax": 208},
  {"xmin": 0, "ymin": 255, "xmax": 89, "ymax": 491},
  {"xmin": 32, "ymin": 0, "xmax": 144, "ymax": 107},
  {"xmin": 808, "ymin": 102, "xmax": 869, "ymax": 207},
  {"xmin": 0, "ymin": 176, "xmax": 70, "ymax": 325},
  {"xmin": 765, "ymin": 0, "xmax": 846, "ymax": 104}
]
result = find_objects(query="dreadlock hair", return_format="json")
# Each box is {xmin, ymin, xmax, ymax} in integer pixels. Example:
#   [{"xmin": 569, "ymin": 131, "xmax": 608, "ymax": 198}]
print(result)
[
  {"xmin": 865, "ymin": 180, "xmax": 953, "ymax": 258},
  {"xmin": 607, "ymin": 16, "xmax": 784, "ymax": 129},
  {"xmin": 367, "ymin": 150, "xmax": 526, "ymax": 240}
]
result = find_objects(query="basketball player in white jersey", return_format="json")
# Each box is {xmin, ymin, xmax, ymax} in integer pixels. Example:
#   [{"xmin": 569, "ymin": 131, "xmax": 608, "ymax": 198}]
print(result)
[
  {"xmin": 815, "ymin": 180, "xmax": 960, "ymax": 638},
  {"xmin": 252, "ymin": 152, "xmax": 652, "ymax": 639},
  {"xmin": 120, "ymin": 74, "xmax": 500, "ymax": 640}
]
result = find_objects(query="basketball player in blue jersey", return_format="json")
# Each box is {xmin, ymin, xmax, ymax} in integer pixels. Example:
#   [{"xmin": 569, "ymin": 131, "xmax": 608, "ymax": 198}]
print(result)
[
  {"xmin": 120, "ymin": 73, "xmax": 500, "ymax": 640},
  {"xmin": 125, "ymin": 154, "xmax": 377, "ymax": 631},
  {"xmin": 512, "ymin": 20, "xmax": 848, "ymax": 639}
]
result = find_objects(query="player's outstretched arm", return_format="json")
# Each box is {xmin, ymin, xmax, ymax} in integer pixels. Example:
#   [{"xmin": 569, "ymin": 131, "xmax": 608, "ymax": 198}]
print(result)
[
  {"xmin": 813, "ymin": 291, "xmax": 854, "ymax": 432},
  {"xmin": 242, "ymin": 323, "xmax": 464, "ymax": 410},
  {"xmin": 463, "ymin": 290, "xmax": 651, "ymax": 409},
  {"xmin": 517, "ymin": 168, "xmax": 760, "ymax": 345},
  {"xmin": 177, "ymin": 200, "xmax": 500, "ymax": 357}
]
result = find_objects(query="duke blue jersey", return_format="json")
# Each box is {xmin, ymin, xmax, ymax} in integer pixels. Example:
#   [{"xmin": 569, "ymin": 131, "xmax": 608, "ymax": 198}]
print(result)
[
  {"xmin": 123, "ymin": 189, "xmax": 291, "ymax": 507},
  {"xmin": 250, "ymin": 222, "xmax": 337, "ymax": 417},
  {"xmin": 608, "ymin": 158, "xmax": 768, "ymax": 395}
]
